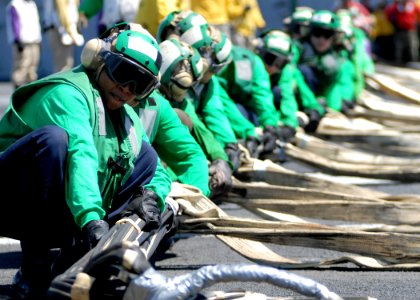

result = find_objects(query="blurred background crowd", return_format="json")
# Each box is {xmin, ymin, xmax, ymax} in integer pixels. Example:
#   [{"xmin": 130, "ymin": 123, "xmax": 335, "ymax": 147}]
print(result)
[{"xmin": 1, "ymin": 0, "xmax": 420, "ymax": 85}]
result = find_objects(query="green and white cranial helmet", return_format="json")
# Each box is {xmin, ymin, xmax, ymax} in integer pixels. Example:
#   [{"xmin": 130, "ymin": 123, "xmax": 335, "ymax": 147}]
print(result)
[
  {"xmin": 206, "ymin": 26, "xmax": 233, "ymax": 73},
  {"xmin": 159, "ymin": 38, "xmax": 205, "ymax": 102},
  {"xmin": 157, "ymin": 10, "xmax": 212, "ymax": 50},
  {"xmin": 310, "ymin": 10, "xmax": 340, "ymax": 31},
  {"xmin": 291, "ymin": 6, "xmax": 315, "ymax": 25},
  {"xmin": 256, "ymin": 30, "xmax": 292, "ymax": 58},
  {"xmin": 336, "ymin": 9, "xmax": 354, "ymax": 38},
  {"xmin": 254, "ymin": 30, "xmax": 292, "ymax": 70}
]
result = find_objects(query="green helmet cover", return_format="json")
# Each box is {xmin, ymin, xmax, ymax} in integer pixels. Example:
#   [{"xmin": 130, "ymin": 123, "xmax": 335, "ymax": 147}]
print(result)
[
  {"xmin": 212, "ymin": 31, "xmax": 232, "ymax": 64},
  {"xmin": 157, "ymin": 10, "xmax": 181, "ymax": 43},
  {"xmin": 114, "ymin": 30, "xmax": 162, "ymax": 76},
  {"xmin": 336, "ymin": 9, "xmax": 354, "ymax": 38},
  {"xmin": 259, "ymin": 30, "xmax": 292, "ymax": 58},
  {"xmin": 291, "ymin": 6, "xmax": 314, "ymax": 25},
  {"xmin": 310, "ymin": 10, "xmax": 340, "ymax": 31},
  {"xmin": 157, "ymin": 10, "xmax": 212, "ymax": 50}
]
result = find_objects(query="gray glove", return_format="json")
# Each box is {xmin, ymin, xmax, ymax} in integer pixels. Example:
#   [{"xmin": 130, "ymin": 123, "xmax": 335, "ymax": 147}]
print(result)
[
  {"xmin": 209, "ymin": 159, "xmax": 233, "ymax": 199},
  {"xmin": 278, "ymin": 126, "xmax": 296, "ymax": 143},
  {"xmin": 224, "ymin": 143, "xmax": 241, "ymax": 172},
  {"xmin": 245, "ymin": 136, "xmax": 259, "ymax": 158}
]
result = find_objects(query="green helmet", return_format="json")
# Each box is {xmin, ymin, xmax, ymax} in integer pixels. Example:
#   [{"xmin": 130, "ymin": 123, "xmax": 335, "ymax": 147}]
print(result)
[
  {"xmin": 256, "ymin": 30, "xmax": 292, "ymax": 58},
  {"xmin": 97, "ymin": 30, "xmax": 161, "ymax": 100},
  {"xmin": 207, "ymin": 26, "xmax": 232, "ymax": 73},
  {"xmin": 114, "ymin": 30, "xmax": 162, "ymax": 76},
  {"xmin": 291, "ymin": 6, "xmax": 315, "ymax": 26},
  {"xmin": 310, "ymin": 10, "xmax": 340, "ymax": 31},
  {"xmin": 336, "ymin": 9, "xmax": 354, "ymax": 38},
  {"xmin": 159, "ymin": 38, "xmax": 204, "ymax": 84},
  {"xmin": 158, "ymin": 38, "xmax": 204, "ymax": 101},
  {"xmin": 157, "ymin": 10, "xmax": 212, "ymax": 50},
  {"xmin": 254, "ymin": 30, "xmax": 292, "ymax": 70}
]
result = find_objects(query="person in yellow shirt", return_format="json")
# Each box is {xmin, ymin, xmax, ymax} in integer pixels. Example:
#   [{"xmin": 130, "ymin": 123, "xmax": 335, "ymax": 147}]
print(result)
[
  {"xmin": 231, "ymin": 0, "xmax": 266, "ymax": 49},
  {"xmin": 190, "ymin": 0, "xmax": 246, "ymax": 39},
  {"xmin": 371, "ymin": 0, "xmax": 395, "ymax": 61},
  {"xmin": 134, "ymin": 0, "xmax": 189, "ymax": 37}
]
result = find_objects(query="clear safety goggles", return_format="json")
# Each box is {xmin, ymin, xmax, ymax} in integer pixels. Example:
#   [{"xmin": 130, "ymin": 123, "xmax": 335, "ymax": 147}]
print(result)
[{"xmin": 102, "ymin": 51, "xmax": 160, "ymax": 99}]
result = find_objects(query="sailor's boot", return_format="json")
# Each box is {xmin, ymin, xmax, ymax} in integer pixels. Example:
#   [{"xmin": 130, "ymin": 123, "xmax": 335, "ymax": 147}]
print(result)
[{"xmin": 12, "ymin": 240, "xmax": 53, "ymax": 300}]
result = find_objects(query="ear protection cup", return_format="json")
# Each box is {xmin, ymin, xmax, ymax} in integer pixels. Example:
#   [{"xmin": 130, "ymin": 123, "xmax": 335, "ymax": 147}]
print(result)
[{"xmin": 81, "ymin": 38, "xmax": 110, "ymax": 70}]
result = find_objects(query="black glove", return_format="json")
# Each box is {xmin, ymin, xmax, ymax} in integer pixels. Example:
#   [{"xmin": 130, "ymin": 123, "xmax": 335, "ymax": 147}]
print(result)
[
  {"xmin": 245, "ymin": 136, "xmax": 259, "ymax": 158},
  {"xmin": 209, "ymin": 159, "xmax": 233, "ymax": 199},
  {"xmin": 261, "ymin": 126, "xmax": 278, "ymax": 155},
  {"xmin": 304, "ymin": 109, "xmax": 321, "ymax": 133},
  {"xmin": 341, "ymin": 99, "xmax": 355, "ymax": 115},
  {"xmin": 14, "ymin": 40, "xmax": 24, "ymax": 53},
  {"xmin": 120, "ymin": 189, "xmax": 161, "ymax": 231},
  {"xmin": 278, "ymin": 126, "xmax": 296, "ymax": 143},
  {"xmin": 224, "ymin": 143, "xmax": 241, "ymax": 172},
  {"xmin": 82, "ymin": 220, "xmax": 109, "ymax": 251}
]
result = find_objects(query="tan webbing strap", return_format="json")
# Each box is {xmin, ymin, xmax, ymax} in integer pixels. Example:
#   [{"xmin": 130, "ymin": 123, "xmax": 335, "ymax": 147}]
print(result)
[
  {"xmin": 284, "ymin": 143, "xmax": 420, "ymax": 181},
  {"xmin": 71, "ymin": 272, "xmax": 94, "ymax": 300},
  {"xmin": 366, "ymin": 73, "xmax": 420, "ymax": 105},
  {"xmin": 171, "ymin": 183, "xmax": 420, "ymax": 270}
]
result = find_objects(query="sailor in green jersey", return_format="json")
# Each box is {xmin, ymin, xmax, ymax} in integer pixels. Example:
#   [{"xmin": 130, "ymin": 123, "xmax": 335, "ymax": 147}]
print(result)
[
  {"xmin": 157, "ymin": 38, "xmax": 233, "ymax": 198},
  {"xmin": 0, "ymin": 29, "xmax": 171, "ymax": 298},
  {"xmin": 253, "ymin": 30, "xmax": 299, "ymax": 143},
  {"xmin": 298, "ymin": 10, "xmax": 354, "ymax": 113},
  {"xmin": 284, "ymin": 7, "xmax": 326, "ymax": 132},
  {"xmin": 334, "ymin": 11, "xmax": 358, "ymax": 112},
  {"xmin": 216, "ymin": 39, "xmax": 288, "ymax": 157},
  {"xmin": 336, "ymin": 9, "xmax": 375, "ymax": 104},
  {"xmin": 135, "ymin": 90, "xmax": 212, "ymax": 197},
  {"xmin": 157, "ymin": 10, "xmax": 242, "ymax": 172},
  {"xmin": 132, "ymin": 37, "xmax": 212, "ymax": 197},
  {"xmin": 284, "ymin": 6, "xmax": 314, "ymax": 45}
]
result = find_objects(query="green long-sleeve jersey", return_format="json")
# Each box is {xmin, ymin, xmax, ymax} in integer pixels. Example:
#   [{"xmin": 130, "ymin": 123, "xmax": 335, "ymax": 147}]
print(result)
[
  {"xmin": 290, "ymin": 42, "xmax": 325, "ymax": 116},
  {"xmin": 218, "ymin": 84, "xmax": 257, "ymax": 140},
  {"xmin": 270, "ymin": 63, "xmax": 299, "ymax": 128},
  {"xmin": 352, "ymin": 27, "xmax": 375, "ymax": 100},
  {"xmin": 185, "ymin": 76, "xmax": 237, "ymax": 148},
  {"xmin": 170, "ymin": 96, "xmax": 230, "ymax": 166},
  {"xmin": 299, "ymin": 41, "xmax": 351, "ymax": 111},
  {"xmin": 0, "ymin": 66, "xmax": 171, "ymax": 228},
  {"xmin": 134, "ymin": 91, "xmax": 210, "ymax": 197},
  {"xmin": 217, "ymin": 45, "xmax": 279, "ymax": 129}
]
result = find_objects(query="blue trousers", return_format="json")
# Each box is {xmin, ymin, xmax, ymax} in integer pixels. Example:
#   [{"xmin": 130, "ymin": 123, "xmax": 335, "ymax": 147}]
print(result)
[
  {"xmin": 236, "ymin": 103, "xmax": 260, "ymax": 127},
  {"xmin": 0, "ymin": 125, "xmax": 157, "ymax": 248},
  {"xmin": 298, "ymin": 65, "xmax": 318, "ymax": 93}
]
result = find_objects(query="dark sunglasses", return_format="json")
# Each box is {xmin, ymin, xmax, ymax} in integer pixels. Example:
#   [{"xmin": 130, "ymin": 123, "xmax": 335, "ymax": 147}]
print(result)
[
  {"xmin": 261, "ymin": 51, "xmax": 288, "ymax": 69},
  {"xmin": 311, "ymin": 28, "xmax": 335, "ymax": 39},
  {"xmin": 102, "ymin": 51, "xmax": 160, "ymax": 99},
  {"xmin": 290, "ymin": 23, "xmax": 302, "ymax": 34}
]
